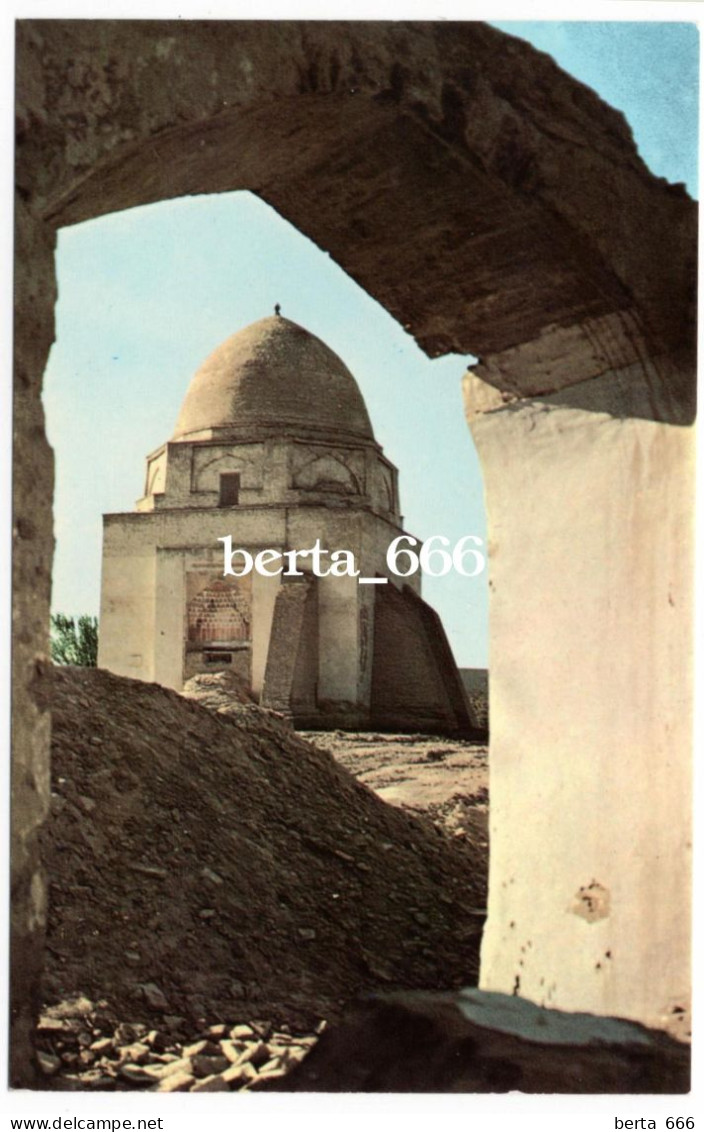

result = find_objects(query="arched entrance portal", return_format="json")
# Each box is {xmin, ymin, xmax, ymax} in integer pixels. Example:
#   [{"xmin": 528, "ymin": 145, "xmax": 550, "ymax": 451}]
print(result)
[{"xmin": 13, "ymin": 20, "xmax": 695, "ymax": 1083}]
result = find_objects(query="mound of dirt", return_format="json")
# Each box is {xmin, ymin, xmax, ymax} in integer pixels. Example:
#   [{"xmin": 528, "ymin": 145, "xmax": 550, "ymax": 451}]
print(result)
[{"xmin": 42, "ymin": 667, "xmax": 487, "ymax": 1031}]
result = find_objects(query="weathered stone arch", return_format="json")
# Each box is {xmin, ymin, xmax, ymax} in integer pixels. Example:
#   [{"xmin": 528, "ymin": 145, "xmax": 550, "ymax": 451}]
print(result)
[
  {"xmin": 13, "ymin": 20, "xmax": 695, "ymax": 1082},
  {"xmin": 193, "ymin": 450, "xmax": 254, "ymax": 493},
  {"xmin": 293, "ymin": 453, "xmax": 359, "ymax": 494}
]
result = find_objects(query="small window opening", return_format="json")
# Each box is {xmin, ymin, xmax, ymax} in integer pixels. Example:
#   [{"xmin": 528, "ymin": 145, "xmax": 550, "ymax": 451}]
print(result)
[
  {"xmin": 219, "ymin": 472, "xmax": 240, "ymax": 507},
  {"xmin": 204, "ymin": 651, "xmax": 232, "ymax": 664}
]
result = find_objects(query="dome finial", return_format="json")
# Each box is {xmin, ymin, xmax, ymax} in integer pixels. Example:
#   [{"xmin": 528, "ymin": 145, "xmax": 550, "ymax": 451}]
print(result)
[{"xmin": 274, "ymin": 303, "xmax": 281, "ymax": 317}]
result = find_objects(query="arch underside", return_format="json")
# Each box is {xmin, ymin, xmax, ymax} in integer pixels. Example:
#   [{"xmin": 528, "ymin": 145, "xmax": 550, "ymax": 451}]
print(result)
[{"xmin": 22, "ymin": 20, "xmax": 695, "ymax": 413}]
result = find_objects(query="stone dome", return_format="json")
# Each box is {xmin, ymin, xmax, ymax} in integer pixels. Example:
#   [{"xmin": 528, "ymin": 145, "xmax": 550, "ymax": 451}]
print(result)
[{"xmin": 173, "ymin": 316, "xmax": 374, "ymax": 442}]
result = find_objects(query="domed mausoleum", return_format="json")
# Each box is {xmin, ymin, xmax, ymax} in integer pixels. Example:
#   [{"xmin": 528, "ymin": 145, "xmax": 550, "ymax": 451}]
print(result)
[{"xmin": 98, "ymin": 314, "xmax": 474, "ymax": 733}]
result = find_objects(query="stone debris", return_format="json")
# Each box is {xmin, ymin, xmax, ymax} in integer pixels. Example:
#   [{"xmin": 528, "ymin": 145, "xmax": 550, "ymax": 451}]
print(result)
[
  {"xmin": 89, "ymin": 1038, "xmax": 113, "ymax": 1055},
  {"xmin": 38, "ymin": 1017, "xmax": 74, "ymax": 1037},
  {"xmin": 146, "ymin": 1029, "xmax": 168, "ymax": 1052},
  {"xmin": 191, "ymin": 1054, "xmax": 230, "ymax": 1077},
  {"xmin": 182, "ymin": 670, "xmax": 255, "ymax": 709},
  {"xmin": 37, "ymin": 1051, "xmax": 62, "ymax": 1076},
  {"xmin": 248, "ymin": 1067, "xmax": 289, "ymax": 1088},
  {"xmin": 140, "ymin": 984, "xmax": 169, "ymax": 1011},
  {"xmin": 37, "ymin": 667, "xmax": 492, "ymax": 1095},
  {"xmin": 117, "ymin": 1041, "xmax": 150, "ymax": 1065},
  {"xmin": 182, "ymin": 671, "xmax": 291, "ymax": 726},
  {"xmin": 127, "ymin": 864, "xmax": 168, "ymax": 879},
  {"xmin": 118, "ymin": 1064, "xmax": 156, "ymax": 1084},
  {"xmin": 151, "ymin": 1071, "xmax": 195, "ymax": 1093},
  {"xmin": 182, "ymin": 1039, "xmax": 220, "ymax": 1058},
  {"xmin": 34, "ymin": 995, "xmax": 322, "ymax": 1093},
  {"xmin": 219, "ymin": 1039, "xmax": 243, "ymax": 1063},
  {"xmin": 43, "ymin": 667, "xmax": 487, "ymax": 1031},
  {"xmin": 190, "ymin": 1074, "xmax": 230, "ymax": 1093},
  {"xmin": 221, "ymin": 1062, "xmax": 258, "ymax": 1086},
  {"xmin": 235, "ymin": 1040, "xmax": 270, "ymax": 1068}
]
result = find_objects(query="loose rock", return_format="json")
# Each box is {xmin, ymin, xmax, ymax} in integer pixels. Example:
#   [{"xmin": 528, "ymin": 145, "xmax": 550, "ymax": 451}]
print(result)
[
  {"xmin": 151, "ymin": 1071, "xmax": 195, "ymax": 1093},
  {"xmin": 191, "ymin": 1055, "xmax": 230, "ymax": 1078},
  {"xmin": 190, "ymin": 1074, "xmax": 230, "ymax": 1093},
  {"xmin": 221, "ymin": 1061, "xmax": 258, "ymax": 1086},
  {"xmin": 141, "ymin": 984, "xmax": 169, "ymax": 1011},
  {"xmin": 42, "ymin": 667, "xmax": 487, "ymax": 1028},
  {"xmin": 37, "ymin": 1052, "xmax": 62, "ymax": 1076}
]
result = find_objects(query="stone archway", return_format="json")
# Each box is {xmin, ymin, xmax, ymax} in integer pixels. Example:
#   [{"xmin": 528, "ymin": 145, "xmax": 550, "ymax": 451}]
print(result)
[{"xmin": 13, "ymin": 20, "xmax": 695, "ymax": 1084}]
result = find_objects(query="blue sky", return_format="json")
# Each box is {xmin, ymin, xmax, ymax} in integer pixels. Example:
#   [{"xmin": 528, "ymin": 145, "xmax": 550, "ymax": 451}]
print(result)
[
  {"xmin": 492, "ymin": 21, "xmax": 699, "ymax": 197},
  {"xmin": 43, "ymin": 20, "xmax": 699, "ymax": 669}
]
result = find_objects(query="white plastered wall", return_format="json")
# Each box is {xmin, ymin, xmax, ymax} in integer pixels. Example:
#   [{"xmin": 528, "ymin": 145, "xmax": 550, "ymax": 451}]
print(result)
[
  {"xmin": 98, "ymin": 519, "xmax": 157, "ymax": 681},
  {"xmin": 153, "ymin": 549, "xmax": 186, "ymax": 690},
  {"xmin": 251, "ymin": 570, "xmax": 282, "ymax": 698},
  {"xmin": 470, "ymin": 396, "xmax": 693, "ymax": 1032}
]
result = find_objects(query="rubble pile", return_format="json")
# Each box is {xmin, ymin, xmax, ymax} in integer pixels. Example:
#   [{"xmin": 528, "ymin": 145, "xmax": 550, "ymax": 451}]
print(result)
[
  {"xmin": 42, "ymin": 667, "xmax": 487, "ymax": 1039},
  {"xmin": 182, "ymin": 669, "xmax": 295, "ymax": 726},
  {"xmin": 181, "ymin": 669, "xmax": 256, "ymax": 709}
]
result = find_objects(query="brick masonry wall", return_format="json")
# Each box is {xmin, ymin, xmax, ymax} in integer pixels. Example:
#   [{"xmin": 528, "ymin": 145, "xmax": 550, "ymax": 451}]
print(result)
[
  {"xmin": 371, "ymin": 585, "xmax": 470, "ymax": 735},
  {"xmin": 187, "ymin": 581, "xmax": 251, "ymax": 644},
  {"xmin": 261, "ymin": 579, "xmax": 315, "ymax": 715}
]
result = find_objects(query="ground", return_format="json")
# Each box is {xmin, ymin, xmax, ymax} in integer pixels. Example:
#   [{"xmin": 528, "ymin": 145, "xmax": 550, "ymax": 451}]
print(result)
[
  {"xmin": 36, "ymin": 666, "xmax": 489, "ymax": 1092},
  {"xmin": 302, "ymin": 730, "xmax": 489, "ymax": 857}
]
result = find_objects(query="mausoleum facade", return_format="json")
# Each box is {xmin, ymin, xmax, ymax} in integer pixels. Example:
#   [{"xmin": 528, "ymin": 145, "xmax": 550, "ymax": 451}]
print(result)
[{"xmin": 98, "ymin": 314, "xmax": 473, "ymax": 734}]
